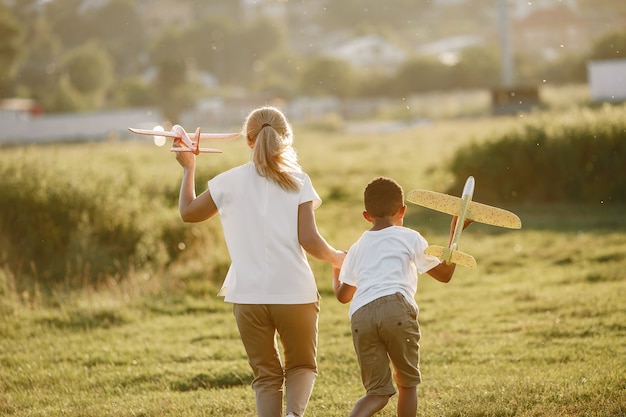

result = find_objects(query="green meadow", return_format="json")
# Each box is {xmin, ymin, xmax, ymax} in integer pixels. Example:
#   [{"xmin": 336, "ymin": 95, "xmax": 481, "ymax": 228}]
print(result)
[{"xmin": 1, "ymin": 105, "xmax": 625, "ymax": 416}]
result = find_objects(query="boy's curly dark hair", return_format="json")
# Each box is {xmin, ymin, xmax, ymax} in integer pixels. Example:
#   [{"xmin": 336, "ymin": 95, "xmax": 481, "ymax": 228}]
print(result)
[{"xmin": 364, "ymin": 177, "xmax": 404, "ymax": 218}]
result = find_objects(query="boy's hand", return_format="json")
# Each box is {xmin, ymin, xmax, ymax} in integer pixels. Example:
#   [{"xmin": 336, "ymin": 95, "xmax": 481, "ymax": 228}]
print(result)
[{"xmin": 331, "ymin": 264, "xmax": 356, "ymax": 304}]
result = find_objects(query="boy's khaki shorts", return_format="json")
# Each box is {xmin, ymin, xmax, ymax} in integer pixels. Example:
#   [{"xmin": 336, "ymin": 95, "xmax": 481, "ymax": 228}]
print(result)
[{"xmin": 351, "ymin": 292, "xmax": 421, "ymax": 396}]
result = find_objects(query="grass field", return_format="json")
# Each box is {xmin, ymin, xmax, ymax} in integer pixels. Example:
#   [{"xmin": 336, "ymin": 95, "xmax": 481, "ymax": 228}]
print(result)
[{"xmin": 1, "ymin": 111, "xmax": 625, "ymax": 416}]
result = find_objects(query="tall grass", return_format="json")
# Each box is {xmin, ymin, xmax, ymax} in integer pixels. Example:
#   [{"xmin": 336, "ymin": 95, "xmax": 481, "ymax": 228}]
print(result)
[
  {"xmin": 447, "ymin": 103, "xmax": 626, "ymax": 204},
  {"xmin": 0, "ymin": 142, "xmax": 238, "ymax": 297}
]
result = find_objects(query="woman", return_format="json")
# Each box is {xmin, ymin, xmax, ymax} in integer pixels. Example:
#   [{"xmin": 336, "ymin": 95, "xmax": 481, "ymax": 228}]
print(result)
[{"xmin": 175, "ymin": 106, "xmax": 344, "ymax": 417}]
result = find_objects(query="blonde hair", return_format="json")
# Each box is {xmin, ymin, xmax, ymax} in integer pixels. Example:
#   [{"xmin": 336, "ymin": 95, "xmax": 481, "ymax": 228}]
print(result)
[{"xmin": 243, "ymin": 106, "xmax": 302, "ymax": 191}]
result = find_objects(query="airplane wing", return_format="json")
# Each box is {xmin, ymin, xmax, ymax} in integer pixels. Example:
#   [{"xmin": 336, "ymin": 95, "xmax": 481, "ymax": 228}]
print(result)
[
  {"xmin": 406, "ymin": 190, "xmax": 461, "ymax": 216},
  {"xmin": 199, "ymin": 132, "xmax": 240, "ymax": 140},
  {"xmin": 129, "ymin": 128, "xmax": 239, "ymax": 140},
  {"xmin": 128, "ymin": 127, "xmax": 179, "ymax": 137},
  {"xmin": 406, "ymin": 189, "xmax": 521, "ymax": 229},
  {"xmin": 466, "ymin": 200, "xmax": 521, "ymax": 229},
  {"xmin": 170, "ymin": 147, "xmax": 222, "ymax": 153}
]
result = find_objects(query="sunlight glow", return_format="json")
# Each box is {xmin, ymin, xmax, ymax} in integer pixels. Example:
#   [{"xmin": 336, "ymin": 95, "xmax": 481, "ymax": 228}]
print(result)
[{"xmin": 153, "ymin": 125, "xmax": 166, "ymax": 147}]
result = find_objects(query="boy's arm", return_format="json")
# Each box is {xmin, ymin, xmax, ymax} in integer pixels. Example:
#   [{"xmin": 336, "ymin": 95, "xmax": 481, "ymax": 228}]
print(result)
[
  {"xmin": 426, "ymin": 260, "xmax": 456, "ymax": 283},
  {"xmin": 426, "ymin": 216, "xmax": 472, "ymax": 283},
  {"xmin": 332, "ymin": 266, "xmax": 356, "ymax": 304}
]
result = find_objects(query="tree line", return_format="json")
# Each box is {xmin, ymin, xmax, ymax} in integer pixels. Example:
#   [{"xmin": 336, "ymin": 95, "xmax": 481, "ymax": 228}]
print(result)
[{"xmin": 1, "ymin": 0, "xmax": 625, "ymax": 123}]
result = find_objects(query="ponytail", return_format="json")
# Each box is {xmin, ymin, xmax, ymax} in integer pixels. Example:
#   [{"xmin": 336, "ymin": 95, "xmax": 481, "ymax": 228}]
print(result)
[{"xmin": 244, "ymin": 107, "xmax": 302, "ymax": 191}]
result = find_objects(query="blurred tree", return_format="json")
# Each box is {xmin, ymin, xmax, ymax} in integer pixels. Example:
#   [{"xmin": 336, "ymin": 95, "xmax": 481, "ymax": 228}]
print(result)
[
  {"xmin": 111, "ymin": 76, "xmax": 155, "ymax": 108},
  {"xmin": 60, "ymin": 42, "xmax": 114, "ymax": 109},
  {"xmin": 44, "ymin": 0, "xmax": 92, "ymax": 50},
  {"xmin": 0, "ymin": 2, "xmax": 24, "ymax": 96},
  {"xmin": 221, "ymin": 18, "xmax": 287, "ymax": 87},
  {"xmin": 183, "ymin": 16, "xmax": 236, "ymax": 81},
  {"xmin": 6, "ymin": 0, "xmax": 39, "ymax": 18},
  {"xmin": 86, "ymin": 0, "xmax": 148, "ymax": 76},
  {"xmin": 578, "ymin": 0, "xmax": 626, "ymax": 19},
  {"xmin": 320, "ymin": 0, "xmax": 426, "ymax": 32},
  {"xmin": 7, "ymin": 0, "xmax": 625, "ymax": 113},
  {"xmin": 150, "ymin": 27, "xmax": 198, "ymax": 123},
  {"xmin": 299, "ymin": 56, "xmax": 356, "ymax": 98},
  {"xmin": 15, "ymin": 15, "xmax": 61, "ymax": 100},
  {"xmin": 356, "ymin": 72, "xmax": 392, "ymax": 98},
  {"xmin": 391, "ymin": 56, "xmax": 451, "ymax": 96},
  {"xmin": 186, "ymin": 0, "xmax": 240, "ymax": 21},
  {"xmin": 451, "ymin": 46, "xmax": 501, "ymax": 89},
  {"xmin": 43, "ymin": 75, "xmax": 87, "ymax": 113},
  {"xmin": 589, "ymin": 30, "xmax": 626, "ymax": 60},
  {"xmin": 253, "ymin": 50, "xmax": 303, "ymax": 98},
  {"xmin": 532, "ymin": 54, "xmax": 587, "ymax": 85},
  {"xmin": 62, "ymin": 42, "xmax": 113, "ymax": 94}
]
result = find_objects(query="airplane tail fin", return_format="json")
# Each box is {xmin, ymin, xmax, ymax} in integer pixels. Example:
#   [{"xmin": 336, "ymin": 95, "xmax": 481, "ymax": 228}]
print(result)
[{"xmin": 424, "ymin": 245, "xmax": 477, "ymax": 269}]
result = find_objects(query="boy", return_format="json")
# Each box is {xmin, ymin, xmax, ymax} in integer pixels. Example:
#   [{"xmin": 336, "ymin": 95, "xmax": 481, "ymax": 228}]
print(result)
[{"xmin": 332, "ymin": 177, "xmax": 470, "ymax": 417}]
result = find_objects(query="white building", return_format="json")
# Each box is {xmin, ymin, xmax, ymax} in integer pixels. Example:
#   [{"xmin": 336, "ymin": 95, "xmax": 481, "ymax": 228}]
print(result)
[
  {"xmin": 587, "ymin": 59, "xmax": 626, "ymax": 102},
  {"xmin": 324, "ymin": 35, "xmax": 406, "ymax": 73}
]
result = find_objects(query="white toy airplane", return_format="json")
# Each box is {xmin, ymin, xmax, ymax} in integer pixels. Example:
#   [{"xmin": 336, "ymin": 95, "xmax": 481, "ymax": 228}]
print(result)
[
  {"xmin": 406, "ymin": 176, "xmax": 521, "ymax": 268},
  {"xmin": 128, "ymin": 124, "xmax": 239, "ymax": 155}
]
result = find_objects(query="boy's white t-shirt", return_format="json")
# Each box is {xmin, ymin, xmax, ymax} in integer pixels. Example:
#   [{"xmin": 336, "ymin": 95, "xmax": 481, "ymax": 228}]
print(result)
[
  {"xmin": 339, "ymin": 226, "xmax": 441, "ymax": 318},
  {"xmin": 209, "ymin": 162, "xmax": 322, "ymax": 304}
]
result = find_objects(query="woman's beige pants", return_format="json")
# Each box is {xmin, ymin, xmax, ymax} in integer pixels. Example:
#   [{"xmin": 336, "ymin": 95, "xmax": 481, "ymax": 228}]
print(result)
[{"xmin": 234, "ymin": 302, "xmax": 320, "ymax": 417}]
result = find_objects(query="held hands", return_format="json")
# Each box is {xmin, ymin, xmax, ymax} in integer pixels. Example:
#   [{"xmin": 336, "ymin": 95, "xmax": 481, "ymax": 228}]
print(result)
[
  {"xmin": 331, "ymin": 252, "xmax": 356, "ymax": 304},
  {"xmin": 332, "ymin": 265, "xmax": 341, "ymax": 287},
  {"xmin": 331, "ymin": 250, "xmax": 347, "ymax": 291},
  {"xmin": 331, "ymin": 250, "xmax": 347, "ymax": 285},
  {"xmin": 332, "ymin": 250, "xmax": 346, "ymax": 270}
]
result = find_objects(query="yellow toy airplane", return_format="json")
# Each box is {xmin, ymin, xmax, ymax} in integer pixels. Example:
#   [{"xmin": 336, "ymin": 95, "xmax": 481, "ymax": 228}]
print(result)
[
  {"xmin": 406, "ymin": 176, "xmax": 521, "ymax": 268},
  {"xmin": 128, "ymin": 125, "xmax": 239, "ymax": 154}
]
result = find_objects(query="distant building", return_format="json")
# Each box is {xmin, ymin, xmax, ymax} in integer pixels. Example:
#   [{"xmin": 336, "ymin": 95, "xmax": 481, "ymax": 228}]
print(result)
[
  {"xmin": 431, "ymin": 0, "xmax": 467, "ymax": 6},
  {"xmin": 323, "ymin": 35, "xmax": 406, "ymax": 73},
  {"xmin": 512, "ymin": 7, "xmax": 590, "ymax": 59},
  {"xmin": 0, "ymin": 98, "xmax": 43, "ymax": 118},
  {"xmin": 587, "ymin": 59, "xmax": 626, "ymax": 102},
  {"xmin": 241, "ymin": 0, "xmax": 288, "ymax": 23},
  {"xmin": 135, "ymin": 0, "xmax": 194, "ymax": 38},
  {"xmin": 416, "ymin": 35, "xmax": 484, "ymax": 65},
  {"xmin": 509, "ymin": 0, "xmax": 580, "ymax": 19}
]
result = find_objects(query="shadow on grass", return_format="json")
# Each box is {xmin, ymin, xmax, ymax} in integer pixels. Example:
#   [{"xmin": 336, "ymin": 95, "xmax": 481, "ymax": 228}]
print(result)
[
  {"xmin": 141, "ymin": 297, "xmax": 229, "ymax": 316},
  {"xmin": 37, "ymin": 308, "xmax": 128, "ymax": 330},
  {"xmin": 171, "ymin": 371, "xmax": 252, "ymax": 391}
]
